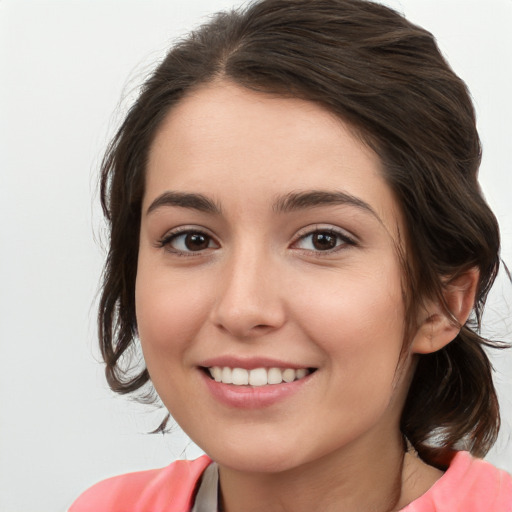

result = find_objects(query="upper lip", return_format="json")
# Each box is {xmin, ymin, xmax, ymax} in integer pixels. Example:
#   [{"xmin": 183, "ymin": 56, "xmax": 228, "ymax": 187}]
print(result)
[{"xmin": 198, "ymin": 356, "xmax": 314, "ymax": 370}]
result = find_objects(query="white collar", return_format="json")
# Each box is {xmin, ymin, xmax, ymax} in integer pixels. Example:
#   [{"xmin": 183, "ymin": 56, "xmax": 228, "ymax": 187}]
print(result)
[{"xmin": 191, "ymin": 462, "xmax": 219, "ymax": 512}]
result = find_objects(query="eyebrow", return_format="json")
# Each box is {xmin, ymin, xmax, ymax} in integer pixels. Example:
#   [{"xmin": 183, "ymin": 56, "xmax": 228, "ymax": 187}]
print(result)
[
  {"xmin": 146, "ymin": 189, "xmax": 379, "ymax": 221},
  {"xmin": 272, "ymin": 190, "xmax": 379, "ymax": 218},
  {"xmin": 146, "ymin": 191, "xmax": 221, "ymax": 215}
]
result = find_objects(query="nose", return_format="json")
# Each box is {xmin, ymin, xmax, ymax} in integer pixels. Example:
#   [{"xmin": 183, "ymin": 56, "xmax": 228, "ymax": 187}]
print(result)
[{"xmin": 209, "ymin": 247, "xmax": 286, "ymax": 339}]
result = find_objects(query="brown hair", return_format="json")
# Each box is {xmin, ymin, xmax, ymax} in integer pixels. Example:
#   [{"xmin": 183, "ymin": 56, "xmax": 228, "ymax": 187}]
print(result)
[{"xmin": 98, "ymin": 0, "xmax": 507, "ymax": 468}]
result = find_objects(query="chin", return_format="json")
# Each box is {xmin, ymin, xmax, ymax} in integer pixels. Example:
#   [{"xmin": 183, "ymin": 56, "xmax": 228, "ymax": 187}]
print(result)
[
  {"xmin": 215, "ymin": 451, "xmax": 300, "ymax": 474},
  {"xmin": 203, "ymin": 433, "xmax": 333, "ymax": 475},
  {"xmin": 197, "ymin": 436, "xmax": 298, "ymax": 474}
]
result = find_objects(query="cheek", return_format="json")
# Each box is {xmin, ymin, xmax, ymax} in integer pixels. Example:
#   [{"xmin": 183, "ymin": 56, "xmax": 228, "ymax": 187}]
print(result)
[
  {"xmin": 134, "ymin": 262, "xmax": 217, "ymax": 418},
  {"xmin": 291, "ymin": 259, "xmax": 406, "ymax": 379},
  {"xmin": 134, "ymin": 262, "xmax": 212, "ymax": 365},
  {"xmin": 291, "ymin": 264, "xmax": 408, "ymax": 433}
]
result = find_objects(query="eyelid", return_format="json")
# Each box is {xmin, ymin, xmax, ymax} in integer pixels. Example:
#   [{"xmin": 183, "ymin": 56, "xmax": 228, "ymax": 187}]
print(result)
[
  {"xmin": 290, "ymin": 224, "xmax": 357, "ymax": 253},
  {"xmin": 156, "ymin": 225, "xmax": 219, "ymax": 256}
]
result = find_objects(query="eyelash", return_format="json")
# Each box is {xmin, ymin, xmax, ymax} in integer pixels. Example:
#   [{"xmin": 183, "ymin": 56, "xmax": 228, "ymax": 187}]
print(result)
[
  {"xmin": 291, "ymin": 226, "xmax": 356, "ymax": 255},
  {"xmin": 157, "ymin": 226, "xmax": 356, "ymax": 256},
  {"xmin": 157, "ymin": 227, "xmax": 219, "ymax": 257}
]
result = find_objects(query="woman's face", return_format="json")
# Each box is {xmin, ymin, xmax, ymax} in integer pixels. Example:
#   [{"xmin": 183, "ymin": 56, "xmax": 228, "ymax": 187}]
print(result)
[{"xmin": 136, "ymin": 81, "xmax": 417, "ymax": 473}]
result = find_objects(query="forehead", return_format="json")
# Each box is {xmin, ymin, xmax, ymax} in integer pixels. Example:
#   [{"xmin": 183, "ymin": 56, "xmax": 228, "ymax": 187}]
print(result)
[{"xmin": 145, "ymin": 81, "xmax": 402, "ymax": 231}]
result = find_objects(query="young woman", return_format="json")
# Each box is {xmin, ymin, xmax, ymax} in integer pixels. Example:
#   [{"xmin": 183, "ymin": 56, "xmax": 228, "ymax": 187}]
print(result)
[{"xmin": 70, "ymin": 0, "xmax": 512, "ymax": 510}]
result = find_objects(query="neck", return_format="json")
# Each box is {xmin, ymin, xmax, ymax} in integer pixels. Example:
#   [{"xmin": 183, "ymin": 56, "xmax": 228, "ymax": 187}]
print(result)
[{"xmin": 218, "ymin": 431, "xmax": 409, "ymax": 512}]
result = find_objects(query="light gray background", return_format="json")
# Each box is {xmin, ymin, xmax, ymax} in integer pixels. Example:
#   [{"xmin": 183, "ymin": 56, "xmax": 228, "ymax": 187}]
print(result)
[{"xmin": 1, "ymin": 1, "xmax": 511, "ymax": 511}]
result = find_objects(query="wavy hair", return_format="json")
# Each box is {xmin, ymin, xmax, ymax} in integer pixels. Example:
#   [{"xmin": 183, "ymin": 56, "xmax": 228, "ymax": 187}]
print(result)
[{"xmin": 97, "ymin": 0, "xmax": 507, "ymax": 468}]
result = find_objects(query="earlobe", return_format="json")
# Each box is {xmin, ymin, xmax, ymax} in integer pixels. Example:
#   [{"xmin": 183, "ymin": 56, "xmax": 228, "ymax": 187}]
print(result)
[{"xmin": 411, "ymin": 268, "xmax": 479, "ymax": 355}]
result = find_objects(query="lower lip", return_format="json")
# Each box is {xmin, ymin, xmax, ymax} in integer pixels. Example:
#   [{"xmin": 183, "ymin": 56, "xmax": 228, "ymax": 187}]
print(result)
[{"xmin": 200, "ymin": 370, "xmax": 314, "ymax": 409}]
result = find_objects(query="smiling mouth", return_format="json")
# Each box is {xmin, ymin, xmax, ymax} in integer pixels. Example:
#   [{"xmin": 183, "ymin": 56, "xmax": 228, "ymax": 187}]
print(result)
[{"xmin": 203, "ymin": 366, "xmax": 316, "ymax": 386}]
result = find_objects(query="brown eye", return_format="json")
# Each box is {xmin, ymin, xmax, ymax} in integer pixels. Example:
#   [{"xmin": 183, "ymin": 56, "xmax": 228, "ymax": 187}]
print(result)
[
  {"xmin": 311, "ymin": 232, "xmax": 338, "ymax": 250},
  {"xmin": 184, "ymin": 233, "xmax": 210, "ymax": 251},
  {"xmin": 160, "ymin": 230, "xmax": 218, "ymax": 254},
  {"xmin": 293, "ymin": 228, "xmax": 355, "ymax": 253}
]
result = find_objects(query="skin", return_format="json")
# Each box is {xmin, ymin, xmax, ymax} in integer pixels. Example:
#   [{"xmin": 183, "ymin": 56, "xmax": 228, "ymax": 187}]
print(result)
[{"xmin": 136, "ymin": 81, "xmax": 475, "ymax": 511}]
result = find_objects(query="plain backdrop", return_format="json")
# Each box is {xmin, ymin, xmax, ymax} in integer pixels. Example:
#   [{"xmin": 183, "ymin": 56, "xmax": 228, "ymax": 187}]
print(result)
[{"xmin": 1, "ymin": 1, "xmax": 511, "ymax": 510}]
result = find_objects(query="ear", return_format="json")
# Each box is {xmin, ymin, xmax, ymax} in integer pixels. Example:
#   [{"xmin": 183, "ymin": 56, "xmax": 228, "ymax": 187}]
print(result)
[{"xmin": 411, "ymin": 268, "xmax": 479, "ymax": 355}]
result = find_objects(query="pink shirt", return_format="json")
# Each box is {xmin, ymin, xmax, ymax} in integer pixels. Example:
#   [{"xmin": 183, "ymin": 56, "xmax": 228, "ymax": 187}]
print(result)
[{"xmin": 69, "ymin": 451, "xmax": 512, "ymax": 511}]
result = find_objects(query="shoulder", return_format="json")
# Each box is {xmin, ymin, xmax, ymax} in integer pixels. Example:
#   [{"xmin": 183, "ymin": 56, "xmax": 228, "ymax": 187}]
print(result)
[
  {"xmin": 403, "ymin": 451, "xmax": 512, "ymax": 511},
  {"xmin": 68, "ymin": 455, "xmax": 212, "ymax": 512}
]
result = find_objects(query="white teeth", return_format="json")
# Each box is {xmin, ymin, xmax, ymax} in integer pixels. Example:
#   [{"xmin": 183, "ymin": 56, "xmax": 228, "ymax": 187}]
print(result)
[
  {"xmin": 232, "ymin": 368, "xmax": 249, "ymax": 385},
  {"xmin": 208, "ymin": 366, "xmax": 311, "ymax": 386},
  {"xmin": 211, "ymin": 366, "xmax": 222, "ymax": 382},
  {"xmin": 267, "ymin": 367, "xmax": 283, "ymax": 384},
  {"xmin": 282, "ymin": 368, "xmax": 296, "ymax": 383},
  {"xmin": 296, "ymin": 368, "xmax": 307, "ymax": 380},
  {"xmin": 221, "ymin": 366, "xmax": 232, "ymax": 384},
  {"xmin": 249, "ymin": 368, "xmax": 267, "ymax": 386}
]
